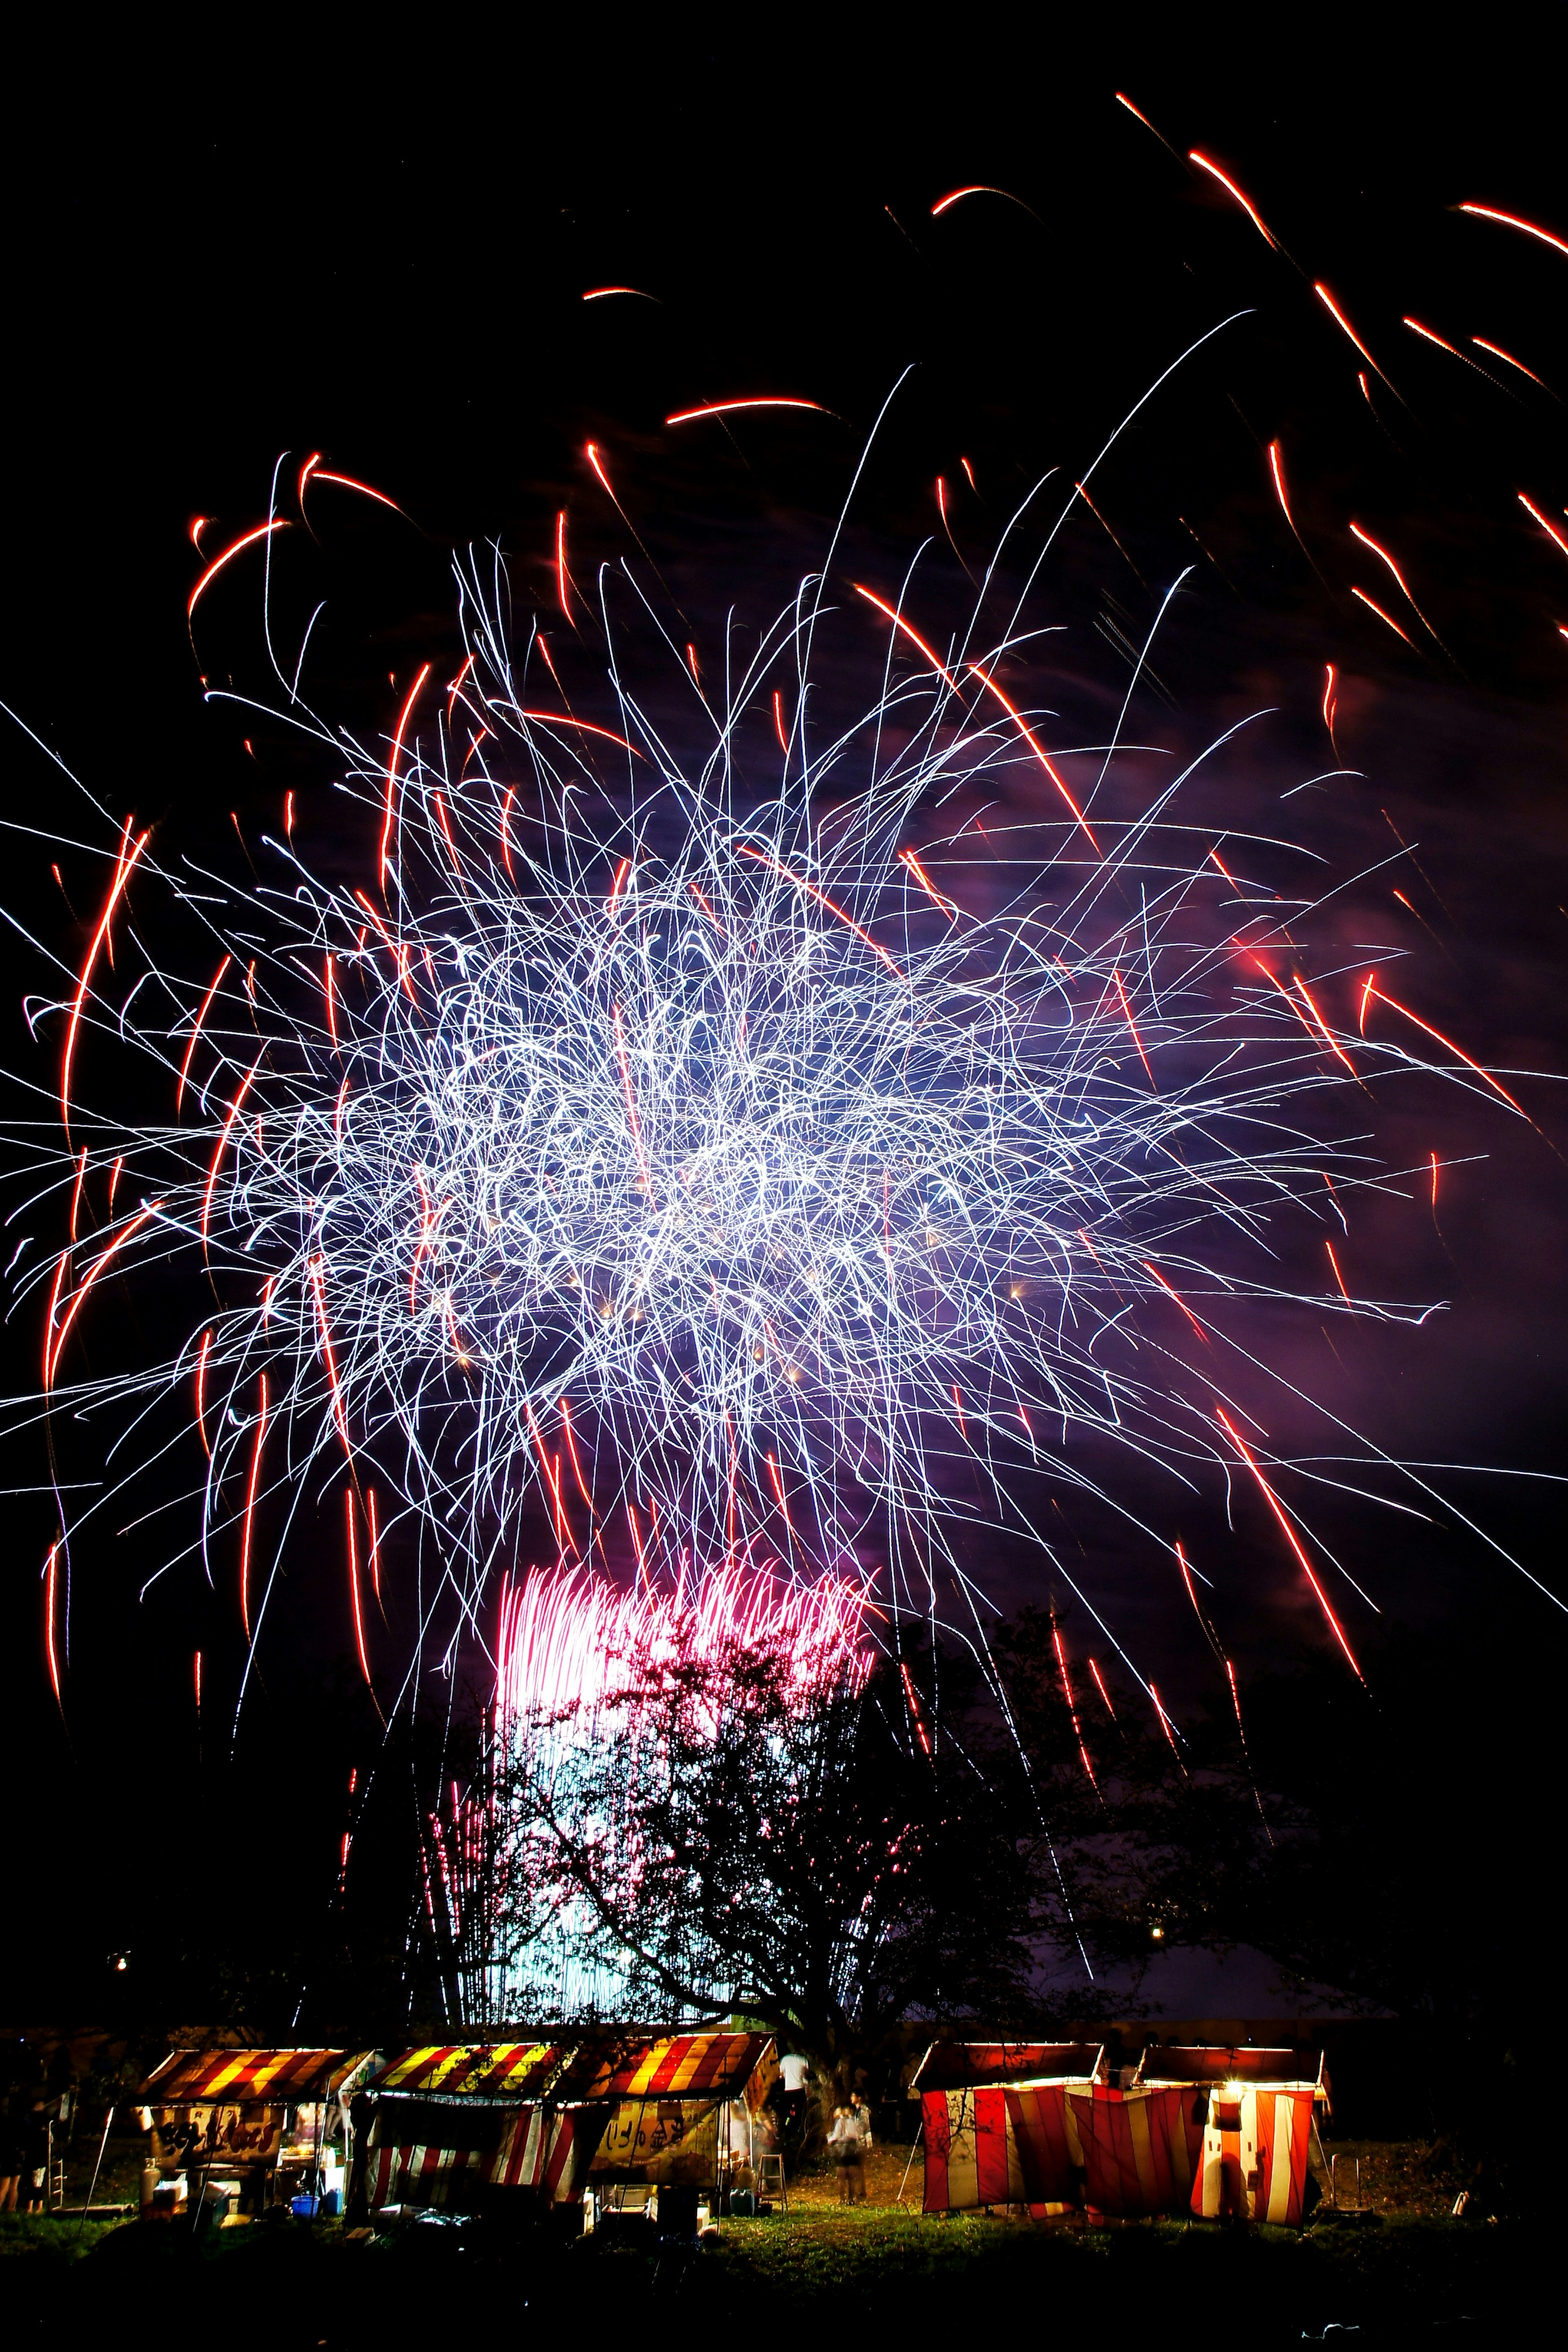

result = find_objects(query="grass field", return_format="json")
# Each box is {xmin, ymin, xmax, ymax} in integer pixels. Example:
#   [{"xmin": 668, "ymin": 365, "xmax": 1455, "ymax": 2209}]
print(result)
[{"xmin": 0, "ymin": 2141, "xmax": 1532, "ymax": 2346}]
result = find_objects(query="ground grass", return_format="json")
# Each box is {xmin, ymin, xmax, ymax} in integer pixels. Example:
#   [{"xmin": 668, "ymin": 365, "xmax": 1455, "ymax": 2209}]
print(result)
[{"xmin": 0, "ymin": 2144, "xmax": 1530, "ymax": 2346}]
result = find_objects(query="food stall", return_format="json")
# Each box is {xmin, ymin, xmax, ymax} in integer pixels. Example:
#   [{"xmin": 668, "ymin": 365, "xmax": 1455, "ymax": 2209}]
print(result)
[
  {"xmin": 911, "ymin": 2040, "xmax": 1107, "ymax": 2215},
  {"xmin": 135, "ymin": 2047, "xmax": 376, "ymax": 2219},
  {"xmin": 1131, "ymin": 2044, "xmax": 1331, "ymax": 2224}
]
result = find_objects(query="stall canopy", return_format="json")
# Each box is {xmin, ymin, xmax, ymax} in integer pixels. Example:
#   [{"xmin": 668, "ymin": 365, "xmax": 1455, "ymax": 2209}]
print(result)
[
  {"xmin": 1132, "ymin": 2046, "xmax": 1330, "ymax": 2225},
  {"xmin": 136, "ymin": 2049, "xmax": 373, "ymax": 2172},
  {"xmin": 911, "ymin": 2042, "xmax": 1107, "ymax": 2216},
  {"xmin": 357, "ymin": 2031, "xmax": 777, "ymax": 2211},
  {"xmin": 588, "ymin": 2031, "xmax": 777, "ymax": 2186}
]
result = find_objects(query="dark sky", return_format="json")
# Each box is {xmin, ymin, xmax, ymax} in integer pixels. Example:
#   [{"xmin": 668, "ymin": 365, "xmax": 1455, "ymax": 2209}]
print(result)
[{"xmin": 2, "ymin": 36, "xmax": 1565, "ymax": 2010}]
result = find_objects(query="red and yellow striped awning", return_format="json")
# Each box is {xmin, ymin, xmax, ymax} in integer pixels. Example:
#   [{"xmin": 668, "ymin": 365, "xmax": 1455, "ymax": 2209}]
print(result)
[
  {"xmin": 365, "ymin": 2031, "xmax": 775, "ymax": 2108},
  {"xmin": 138, "ymin": 2049, "xmax": 371, "ymax": 2104}
]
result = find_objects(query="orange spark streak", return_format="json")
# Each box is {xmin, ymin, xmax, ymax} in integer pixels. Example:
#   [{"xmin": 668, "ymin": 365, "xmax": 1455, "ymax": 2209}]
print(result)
[
  {"xmin": 499, "ymin": 787, "xmax": 516, "ymax": 882},
  {"xmin": 379, "ymin": 663, "xmax": 431, "ymax": 891},
  {"xmin": 1189, "ymin": 151, "xmax": 1278, "ymax": 247},
  {"xmin": 1518, "ymin": 492, "xmax": 1568, "ymax": 561},
  {"xmin": 1208, "ymin": 844, "xmax": 1241, "ymax": 891},
  {"xmin": 1430, "ymin": 1149, "xmax": 1440, "ymax": 1208},
  {"xmin": 1325, "ymin": 1238, "xmax": 1353, "ymax": 1305},
  {"xmin": 1215, "ymin": 1406, "xmax": 1365, "ymax": 1680},
  {"xmin": 1052, "ymin": 1615, "xmax": 1100, "ymax": 1790},
  {"xmin": 951, "ymin": 1383, "xmax": 967, "ymax": 1442},
  {"xmin": 555, "ymin": 511, "xmax": 573, "ymax": 619},
  {"xmin": 345, "ymin": 1490, "xmax": 372, "ymax": 1682},
  {"xmin": 898, "ymin": 846, "xmax": 958, "ymax": 920},
  {"xmin": 1403, "ymin": 315, "xmax": 1465, "ymax": 359},
  {"xmin": 1294, "ymin": 976, "xmax": 1359, "ymax": 1074},
  {"xmin": 1314, "ymin": 284, "xmax": 1386, "ymax": 380},
  {"xmin": 62, "ymin": 822, "xmax": 149, "ymax": 1137},
  {"xmin": 1149, "ymin": 1683, "xmax": 1181, "ymax": 1756},
  {"xmin": 311, "ymin": 470, "xmax": 403, "ymax": 511},
  {"xmin": 853, "ymin": 584, "xmax": 960, "ymax": 690},
  {"xmin": 308, "ymin": 1255, "xmax": 351, "ymax": 1453},
  {"xmin": 200, "ymin": 1058, "xmax": 262, "ymax": 1241},
  {"xmin": 323, "ymin": 953, "xmax": 338, "ymax": 1047},
  {"xmin": 582, "ymin": 285, "xmax": 652, "ymax": 300},
  {"xmin": 900, "ymin": 1661, "xmax": 933, "ymax": 1756},
  {"xmin": 525, "ymin": 1401, "xmax": 576, "ymax": 1555},
  {"xmin": 240, "ymin": 1372, "xmax": 268, "ymax": 1641},
  {"xmin": 687, "ymin": 880, "xmax": 723, "ymax": 931},
  {"xmin": 737, "ymin": 844, "xmax": 904, "ymax": 979},
  {"xmin": 1459, "ymin": 202, "xmax": 1568, "ymax": 261},
  {"xmin": 773, "ymin": 690, "xmax": 788, "ymax": 753},
  {"xmin": 765, "ymin": 1451, "xmax": 794, "ymax": 1535},
  {"xmin": 1322, "ymin": 664, "xmax": 1338, "ymax": 744},
  {"xmin": 1350, "ymin": 587, "xmax": 1416, "ymax": 646},
  {"xmin": 606, "ymin": 857, "xmax": 631, "ymax": 918},
  {"xmin": 192, "ymin": 1331, "xmax": 214, "ymax": 1454},
  {"xmin": 1472, "ymin": 335, "xmax": 1545, "ymax": 385},
  {"xmin": 46, "ymin": 1202, "xmax": 163, "ymax": 1389},
  {"xmin": 665, "ymin": 398, "xmax": 826, "ymax": 423},
  {"xmin": 626, "ymin": 1501, "xmax": 649, "ymax": 1582},
  {"xmin": 1362, "ymin": 980, "xmax": 1524, "ymax": 1111},
  {"xmin": 1267, "ymin": 441, "xmax": 1293, "ymax": 527},
  {"xmin": 1087, "ymin": 1655, "xmax": 1117, "ymax": 1719},
  {"xmin": 432, "ymin": 791, "xmax": 461, "ymax": 873},
  {"xmin": 68, "ymin": 1148, "xmax": 87, "ymax": 1241},
  {"xmin": 612, "ymin": 1002, "xmax": 655, "ymax": 1197},
  {"xmin": 516, "ymin": 708, "xmax": 641, "ymax": 753},
  {"xmin": 445, "ymin": 653, "xmax": 475, "ymax": 716},
  {"xmin": 585, "ymin": 443, "xmax": 615, "ymax": 498},
  {"xmin": 966, "ymin": 662, "xmax": 1102, "ymax": 849},
  {"xmin": 1358, "ymin": 971, "xmax": 1378, "ymax": 1034},
  {"xmin": 1141, "ymin": 1260, "xmax": 1208, "ymax": 1342},
  {"xmin": 367, "ymin": 1487, "xmax": 381, "ymax": 1604},
  {"xmin": 188, "ymin": 520, "xmax": 287, "ymax": 618},
  {"xmin": 560, "ymin": 1399, "xmax": 595, "ymax": 1513},
  {"xmin": 1111, "ymin": 968, "xmax": 1156, "ymax": 1085},
  {"xmin": 44, "ymin": 1545, "xmax": 61, "ymax": 1703}
]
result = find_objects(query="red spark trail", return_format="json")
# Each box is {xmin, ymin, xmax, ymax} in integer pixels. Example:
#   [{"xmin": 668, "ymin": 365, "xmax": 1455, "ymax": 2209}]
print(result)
[
  {"xmin": 379, "ymin": 664, "xmax": 432, "ymax": 892},
  {"xmin": 560, "ymin": 1399, "xmax": 595, "ymax": 1514},
  {"xmin": 1459, "ymin": 201, "xmax": 1568, "ymax": 261},
  {"xmin": 1087, "ymin": 1656, "xmax": 1117, "ymax": 1720},
  {"xmin": 1149, "ymin": 1682, "xmax": 1182, "ymax": 1757},
  {"xmin": 62, "ymin": 820, "xmax": 149, "ymax": 1138},
  {"xmin": 665, "ymin": 399, "xmax": 826, "ymax": 425},
  {"xmin": 1314, "ymin": 284, "xmax": 1389, "ymax": 384},
  {"xmin": 499, "ymin": 787, "xmax": 516, "ymax": 882},
  {"xmin": 555, "ymin": 512, "xmax": 572, "ymax": 620},
  {"xmin": 1052, "ymin": 1614, "xmax": 1100, "ymax": 1791},
  {"xmin": 1215, "ymin": 1405, "xmax": 1365, "ymax": 1681},
  {"xmin": 188, "ymin": 520, "xmax": 287, "ymax": 618},
  {"xmin": 1351, "ymin": 587, "xmax": 1417, "ymax": 647},
  {"xmin": 966, "ymin": 662, "xmax": 1102, "ymax": 850},
  {"xmin": 1111, "ymin": 968, "xmax": 1156, "ymax": 1085},
  {"xmin": 516, "ymin": 709, "xmax": 639, "ymax": 753},
  {"xmin": 240, "ymin": 1372, "xmax": 268, "ymax": 1640},
  {"xmin": 1349, "ymin": 521, "xmax": 1443, "ymax": 643},
  {"xmin": 46, "ymin": 1202, "xmax": 163, "ymax": 1389},
  {"xmin": 1325, "ymin": 1238, "xmax": 1353, "ymax": 1305},
  {"xmin": 200, "ymin": 1057, "xmax": 262, "ymax": 1242},
  {"xmin": 44, "ymin": 1544, "xmax": 61, "ymax": 1705},
  {"xmin": 1518, "ymin": 492, "xmax": 1568, "ymax": 561},
  {"xmin": 1267, "ymin": 441, "xmax": 1294, "ymax": 528},
  {"xmin": 308, "ymin": 1255, "xmax": 352, "ymax": 1454},
  {"xmin": 1472, "ymin": 335, "xmax": 1546, "ymax": 385},
  {"xmin": 612, "ymin": 1002, "xmax": 655, "ymax": 1197},
  {"xmin": 194, "ymin": 1329, "xmax": 213, "ymax": 1454},
  {"xmin": 1141, "ymin": 1260, "xmax": 1209, "ymax": 1342},
  {"xmin": 1189, "ymin": 151, "xmax": 1278, "ymax": 247},
  {"xmin": 1361, "ymin": 979, "xmax": 1525, "ymax": 1112},
  {"xmin": 737, "ymin": 844, "xmax": 904, "ymax": 980},
  {"xmin": 309, "ymin": 470, "xmax": 404, "ymax": 513},
  {"xmin": 1294, "ymin": 976, "xmax": 1359, "ymax": 1075},
  {"xmin": 898, "ymin": 846, "xmax": 958, "ymax": 920}
]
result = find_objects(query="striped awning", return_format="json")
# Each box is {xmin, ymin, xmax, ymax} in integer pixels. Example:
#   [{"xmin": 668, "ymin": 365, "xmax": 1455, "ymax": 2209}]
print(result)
[
  {"xmin": 598, "ymin": 2032, "xmax": 774, "ymax": 2102},
  {"xmin": 364, "ymin": 2044, "xmax": 568, "ymax": 2102},
  {"xmin": 365, "ymin": 2031, "xmax": 775, "ymax": 2108},
  {"xmin": 1132, "ymin": 2045, "xmax": 1330, "ymax": 2104},
  {"xmin": 911, "ymin": 2041, "xmax": 1106, "ymax": 2093},
  {"xmin": 138, "ymin": 2049, "xmax": 372, "ymax": 2104}
]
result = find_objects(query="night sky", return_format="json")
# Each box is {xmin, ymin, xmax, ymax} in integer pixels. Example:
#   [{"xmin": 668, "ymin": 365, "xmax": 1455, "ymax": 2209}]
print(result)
[{"xmin": 2, "ymin": 38, "xmax": 1565, "ymax": 2017}]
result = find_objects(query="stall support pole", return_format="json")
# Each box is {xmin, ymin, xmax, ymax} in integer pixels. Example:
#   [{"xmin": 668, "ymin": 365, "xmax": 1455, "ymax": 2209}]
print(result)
[
  {"xmin": 77, "ymin": 2106, "xmax": 115, "ymax": 2239},
  {"xmin": 896, "ymin": 2120, "xmax": 924, "ymax": 2207}
]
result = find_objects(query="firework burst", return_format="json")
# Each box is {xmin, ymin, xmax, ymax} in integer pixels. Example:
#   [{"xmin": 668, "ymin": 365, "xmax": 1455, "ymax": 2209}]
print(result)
[{"xmin": 3, "ymin": 445, "xmax": 1550, "ymax": 1721}]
